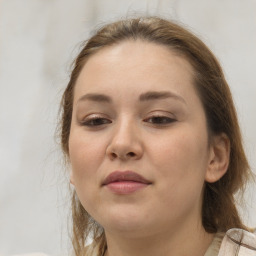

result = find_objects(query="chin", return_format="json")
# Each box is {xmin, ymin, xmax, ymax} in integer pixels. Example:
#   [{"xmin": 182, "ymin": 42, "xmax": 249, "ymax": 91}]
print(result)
[{"xmin": 98, "ymin": 206, "xmax": 153, "ymax": 235}]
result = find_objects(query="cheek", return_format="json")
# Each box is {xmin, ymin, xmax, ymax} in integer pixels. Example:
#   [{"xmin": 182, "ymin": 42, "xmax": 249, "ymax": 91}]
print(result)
[
  {"xmin": 148, "ymin": 127, "xmax": 209, "ymax": 197},
  {"xmin": 150, "ymin": 128, "xmax": 208, "ymax": 169},
  {"xmin": 147, "ymin": 130, "xmax": 208, "ymax": 221},
  {"xmin": 68, "ymin": 131, "xmax": 108, "ymax": 216},
  {"xmin": 68, "ymin": 130, "xmax": 106, "ymax": 181}
]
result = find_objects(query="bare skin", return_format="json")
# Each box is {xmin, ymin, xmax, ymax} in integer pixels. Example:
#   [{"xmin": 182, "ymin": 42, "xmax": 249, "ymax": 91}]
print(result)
[{"xmin": 69, "ymin": 40, "xmax": 230, "ymax": 256}]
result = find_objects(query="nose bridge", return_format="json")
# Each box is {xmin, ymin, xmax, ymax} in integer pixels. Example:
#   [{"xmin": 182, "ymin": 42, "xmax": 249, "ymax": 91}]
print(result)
[
  {"xmin": 107, "ymin": 113, "xmax": 143, "ymax": 160},
  {"xmin": 113, "ymin": 113, "xmax": 138, "ymax": 144}
]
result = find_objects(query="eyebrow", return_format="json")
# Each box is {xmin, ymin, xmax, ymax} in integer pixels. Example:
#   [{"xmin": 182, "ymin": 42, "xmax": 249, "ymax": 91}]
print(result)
[
  {"xmin": 139, "ymin": 91, "xmax": 186, "ymax": 104},
  {"xmin": 77, "ymin": 91, "xmax": 186, "ymax": 104},
  {"xmin": 78, "ymin": 93, "xmax": 112, "ymax": 103}
]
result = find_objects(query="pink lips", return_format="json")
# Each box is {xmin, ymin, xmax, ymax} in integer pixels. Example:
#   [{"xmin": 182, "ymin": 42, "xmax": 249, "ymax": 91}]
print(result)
[{"xmin": 102, "ymin": 170, "xmax": 151, "ymax": 195}]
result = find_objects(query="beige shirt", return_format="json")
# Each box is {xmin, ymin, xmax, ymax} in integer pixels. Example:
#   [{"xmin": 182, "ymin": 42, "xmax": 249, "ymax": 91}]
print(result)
[
  {"xmin": 204, "ymin": 232, "xmax": 225, "ymax": 256},
  {"xmin": 86, "ymin": 229, "xmax": 256, "ymax": 256}
]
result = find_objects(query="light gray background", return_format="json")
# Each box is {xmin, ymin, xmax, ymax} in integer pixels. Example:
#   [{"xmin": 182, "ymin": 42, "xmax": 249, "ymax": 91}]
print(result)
[{"xmin": 0, "ymin": 0, "xmax": 255, "ymax": 255}]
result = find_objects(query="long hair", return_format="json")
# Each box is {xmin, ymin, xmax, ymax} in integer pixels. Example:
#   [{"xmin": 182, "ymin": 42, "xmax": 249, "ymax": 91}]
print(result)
[{"xmin": 60, "ymin": 16, "xmax": 252, "ymax": 255}]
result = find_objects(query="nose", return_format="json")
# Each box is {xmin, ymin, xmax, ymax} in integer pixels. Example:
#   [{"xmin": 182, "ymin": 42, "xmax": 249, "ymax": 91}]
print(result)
[{"xmin": 106, "ymin": 119, "xmax": 143, "ymax": 161}]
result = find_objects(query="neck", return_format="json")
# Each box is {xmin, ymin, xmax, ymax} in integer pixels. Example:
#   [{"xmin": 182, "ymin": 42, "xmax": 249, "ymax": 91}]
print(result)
[{"xmin": 104, "ymin": 221, "xmax": 214, "ymax": 256}]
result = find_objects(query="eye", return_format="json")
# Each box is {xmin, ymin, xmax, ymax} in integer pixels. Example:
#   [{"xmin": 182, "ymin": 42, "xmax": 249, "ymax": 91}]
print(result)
[
  {"xmin": 144, "ymin": 115, "xmax": 176, "ymax": 125},
  {"xmin": 81, "ymin": 116, "xmax": 112, "ymax": 127}
]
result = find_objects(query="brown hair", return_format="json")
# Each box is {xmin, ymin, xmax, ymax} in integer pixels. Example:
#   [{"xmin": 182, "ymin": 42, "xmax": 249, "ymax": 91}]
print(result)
[{"xmin": 60, "ymin": 16, "xmax": 252, "ymax": 255}]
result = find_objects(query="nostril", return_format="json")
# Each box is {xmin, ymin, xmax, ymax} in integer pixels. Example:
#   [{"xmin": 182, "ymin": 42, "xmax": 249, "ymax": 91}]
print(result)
[
  {"xmin": 108, "ymin": 151, "xmax": 138, "ymax": 160},
  {"xmin": 128, "ymin": 152, "xmax": 136, "ymax": 157},
  {"xmin": 111, "ymin": 152, "xmax": 117, "ymax": 159}
]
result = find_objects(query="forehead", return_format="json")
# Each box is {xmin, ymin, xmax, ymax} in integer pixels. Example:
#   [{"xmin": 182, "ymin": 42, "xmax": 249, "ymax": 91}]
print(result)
[{"xmin": 74, "ymin": 40, "xmax": 196, "ymax": 102}]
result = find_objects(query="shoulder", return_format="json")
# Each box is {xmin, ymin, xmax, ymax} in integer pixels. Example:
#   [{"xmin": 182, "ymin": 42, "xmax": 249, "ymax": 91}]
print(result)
[
  {"xmin": 218, "ymin": 228, "xmax": 256, "ymax": 256},
  {"xmin": 205, "ymin": 228, "xmax": 256, "ymax": 256},
  {"xmin": 204, "ymin": 231, "xmax": 225, "ymax": 256}
]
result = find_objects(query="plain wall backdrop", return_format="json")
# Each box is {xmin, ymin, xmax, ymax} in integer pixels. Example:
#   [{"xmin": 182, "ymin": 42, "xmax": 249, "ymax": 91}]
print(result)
[{"xmin": 0, "ymin": 0, "xmax": 255, "ymax": 255}]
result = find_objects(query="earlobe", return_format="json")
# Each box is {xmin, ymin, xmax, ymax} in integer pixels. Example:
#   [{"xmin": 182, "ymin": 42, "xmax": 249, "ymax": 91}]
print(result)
[{"xmin": 205, "ymin": 133, "xmax": 230, "ymax": 183}]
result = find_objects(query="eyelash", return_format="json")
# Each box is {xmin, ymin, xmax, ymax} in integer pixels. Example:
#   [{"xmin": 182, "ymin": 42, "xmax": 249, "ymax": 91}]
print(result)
[
  {"xmin": 145, "ymin": 116, "xmax": 176, "ymax": 125},
  {"xmin": 81, "ymin": 115, "xmax": 176, "ymax": 127}
]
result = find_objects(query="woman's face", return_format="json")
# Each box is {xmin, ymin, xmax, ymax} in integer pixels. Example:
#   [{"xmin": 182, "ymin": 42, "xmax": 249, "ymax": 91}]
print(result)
[{"xmin": 69, "ymin": 41, "xmax": 214, "ymax": 237}]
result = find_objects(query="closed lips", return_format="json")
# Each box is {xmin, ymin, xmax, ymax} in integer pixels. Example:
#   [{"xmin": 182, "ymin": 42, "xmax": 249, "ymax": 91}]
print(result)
[{"xmin": 102, "ymin": 170, "xmax": 152, "ymax": 185}]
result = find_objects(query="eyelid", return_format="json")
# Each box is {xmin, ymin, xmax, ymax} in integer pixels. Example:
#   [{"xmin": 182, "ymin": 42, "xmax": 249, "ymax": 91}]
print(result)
[
  {"xmin": 144, "ymin": 115, "xmax": 176, "ymax": 122},
  {"xmin": 79, "ymin": 113, "xmax": 111, "ymax": 125},
  {"xmin": 143, "ymin": 112, "xmax": 177, "ymax": 125},
  {"xmin": 84, "ymin": 113, "xmax": 106, "ymax": 119},
  {"xmin": 145, "ymin": 110, "xmax": 176, "ymax": 119},
  {"xmin": 78, "ymin": 111, "xmax": 177, "ymax": 127}
]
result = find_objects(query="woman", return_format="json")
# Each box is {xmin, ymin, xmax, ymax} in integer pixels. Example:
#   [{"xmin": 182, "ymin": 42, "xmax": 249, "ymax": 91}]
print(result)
[{"xmin": 60, "ymin": 16, "xmax": 256, "ymax": 256}]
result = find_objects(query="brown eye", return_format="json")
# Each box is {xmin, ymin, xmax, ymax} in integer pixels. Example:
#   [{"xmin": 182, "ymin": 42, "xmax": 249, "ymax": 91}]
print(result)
[
  {"xmin": 82, "ymin": 117, "xmax": 111, "ymax": 126},
  {"xmin": 144, "ymin": 116, "xmax": 176, "ymax": 125}
]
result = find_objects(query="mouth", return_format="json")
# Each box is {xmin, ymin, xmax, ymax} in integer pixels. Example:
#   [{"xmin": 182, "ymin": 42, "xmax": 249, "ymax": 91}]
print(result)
[{"xmin": 102, "ymin": 170, "xmax": 152, "ymax": 194}]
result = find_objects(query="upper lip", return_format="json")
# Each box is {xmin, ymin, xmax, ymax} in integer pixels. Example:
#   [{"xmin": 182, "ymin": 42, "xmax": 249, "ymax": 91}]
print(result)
[{"xmin": 102, "ymin": 170, "xmax": 152, "ymax": 185}]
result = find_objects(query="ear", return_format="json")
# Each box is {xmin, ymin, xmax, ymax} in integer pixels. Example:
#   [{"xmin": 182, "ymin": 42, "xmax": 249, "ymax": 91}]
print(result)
[{"xmin": 205, "ymin": 133, "xmax": 230, "ymax": 183}]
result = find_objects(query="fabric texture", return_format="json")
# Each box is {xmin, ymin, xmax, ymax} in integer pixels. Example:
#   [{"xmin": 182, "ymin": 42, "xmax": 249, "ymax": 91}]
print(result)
[
  {"xmin": 218, "ymin": 228, "xmax": 256, "ymax": 256},
  {"xmin": 204, "ymin": 232, "xmax": 225, "ymax": 256},
  {"xmin": 84, "ymin": 229, "xmax": 256, "ymax": 256}
]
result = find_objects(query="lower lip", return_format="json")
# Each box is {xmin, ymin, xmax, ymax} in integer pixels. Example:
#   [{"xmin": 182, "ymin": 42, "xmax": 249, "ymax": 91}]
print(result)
[{"xmin": 105, "ymin": 181, "xmax": 149, "ymax": 194}]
